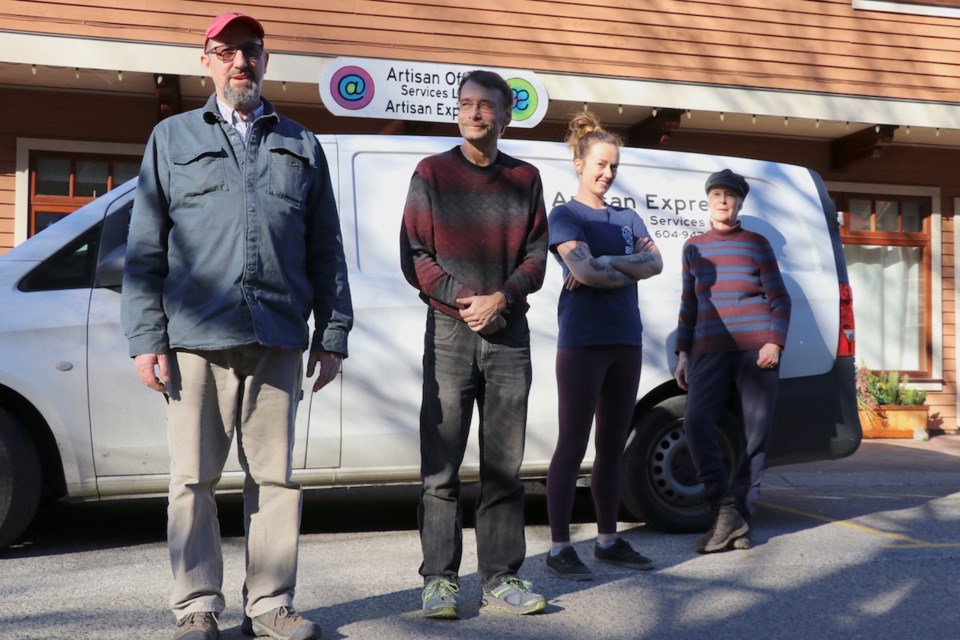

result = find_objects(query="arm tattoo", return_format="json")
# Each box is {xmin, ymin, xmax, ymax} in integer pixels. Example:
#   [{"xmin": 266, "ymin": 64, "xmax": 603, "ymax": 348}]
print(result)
[{"xmin": 566, "ymin": 244, "xmax": 591, "ymax": 263}]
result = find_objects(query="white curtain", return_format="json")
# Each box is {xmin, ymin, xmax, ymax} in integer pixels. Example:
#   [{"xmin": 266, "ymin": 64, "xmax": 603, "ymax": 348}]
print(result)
[{"xmin": 844, "ymin": 244, "xmax": 922, "ymax": 370}]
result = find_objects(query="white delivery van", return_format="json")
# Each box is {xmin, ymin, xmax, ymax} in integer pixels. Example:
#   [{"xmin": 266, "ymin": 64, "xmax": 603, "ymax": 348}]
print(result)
[{"xmin": 0, "ymin": 135, "xmax": 859, "ymax": 548}]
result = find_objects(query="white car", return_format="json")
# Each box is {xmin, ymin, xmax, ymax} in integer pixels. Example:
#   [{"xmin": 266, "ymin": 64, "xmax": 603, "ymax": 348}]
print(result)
[{"xmin": 0, "ymin": 135, "xmax": 861, "ymax": 548}]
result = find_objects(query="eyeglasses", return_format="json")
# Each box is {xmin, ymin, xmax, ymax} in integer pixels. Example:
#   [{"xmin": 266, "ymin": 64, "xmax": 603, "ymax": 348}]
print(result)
[
  {"xmin": 205, "ymin": 42, "xmax": 264, "ymax": 63},
  {"xmin": 458, "ymin": 100, "xmax": 499, "ymax": 115}
]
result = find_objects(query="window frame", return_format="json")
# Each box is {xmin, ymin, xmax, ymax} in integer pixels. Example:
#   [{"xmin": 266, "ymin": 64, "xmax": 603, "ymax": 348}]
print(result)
[
  {"xmin": 853, "ymin": 0, "xmax": 960, "ymax": 18},
  {"xmin": 28, "ymin": 151, "xmax": 140, "ymax": 238},
  {"xmin": 829, "ymin": 182, "xmax": 943, "ymax": 387},
  {"xmin": 14, "ymin": 138, "xmax": 145, "ymax": 246}
]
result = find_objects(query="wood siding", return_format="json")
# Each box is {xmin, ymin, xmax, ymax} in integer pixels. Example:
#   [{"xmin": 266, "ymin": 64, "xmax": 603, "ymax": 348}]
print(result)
[{"xmin": 2, "ymin": 0, "xmax": 960, "ymax": 104}]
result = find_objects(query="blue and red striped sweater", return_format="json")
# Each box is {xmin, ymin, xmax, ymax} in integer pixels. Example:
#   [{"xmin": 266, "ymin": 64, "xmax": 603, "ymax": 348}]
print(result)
[{"xmin": 677, "ymin": 223, "xmax": 791, "ymax": 355}]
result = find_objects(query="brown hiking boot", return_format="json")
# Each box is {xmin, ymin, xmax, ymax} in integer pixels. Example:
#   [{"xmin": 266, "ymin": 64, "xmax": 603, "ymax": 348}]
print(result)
[
  {"xmin": 696, "ymin": 504, "xmax": 749, "ymax": 553},
  {"xmin": 172, "ymin": 612, "xmax": 219, "ymax": 640},
  {"xmin": 248, "ymin": 606, "xmax": 320, "ymax": 640}
]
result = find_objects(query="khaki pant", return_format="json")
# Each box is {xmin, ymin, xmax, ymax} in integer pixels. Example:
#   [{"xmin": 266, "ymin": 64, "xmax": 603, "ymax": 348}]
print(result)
[{"xmin": 165, "ymin": 346, "xmax": 303, "ymax": 620}]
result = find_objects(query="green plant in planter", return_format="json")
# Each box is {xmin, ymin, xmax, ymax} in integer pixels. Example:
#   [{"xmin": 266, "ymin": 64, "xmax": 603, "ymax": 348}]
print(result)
[{"xmin": 856, "ymin": 366, "xmax": 926, "ymax": 407}]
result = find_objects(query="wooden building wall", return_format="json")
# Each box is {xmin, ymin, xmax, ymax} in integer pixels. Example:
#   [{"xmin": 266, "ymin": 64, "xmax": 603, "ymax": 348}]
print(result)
[{"xmin": 1, "ymin": 0, "xmax": 960, "ymax": 104}]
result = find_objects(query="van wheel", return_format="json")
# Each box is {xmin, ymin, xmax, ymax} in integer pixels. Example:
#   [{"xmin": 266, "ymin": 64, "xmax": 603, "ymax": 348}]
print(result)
[
  {"xmin": 621, "ymin": 396, "xmax": 741, "ymax": 533},
  {"xmin": 0, "ymin": 408, "xmax": 42, "ymax": 549}
]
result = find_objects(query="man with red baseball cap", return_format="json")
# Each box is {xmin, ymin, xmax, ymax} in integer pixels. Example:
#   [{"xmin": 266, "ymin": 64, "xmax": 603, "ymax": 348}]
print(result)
[{"xmin": 123, "ymin": 10, "xmax": 351, "ymax": 640}]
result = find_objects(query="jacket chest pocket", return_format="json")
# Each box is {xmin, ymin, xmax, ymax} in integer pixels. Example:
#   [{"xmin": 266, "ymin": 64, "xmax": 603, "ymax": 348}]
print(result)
[
  {"xmin": 268, "ymin": 146, "xmax": 314, "ymax": 207},
  {"xmin": 170, "ymin": 149, "xmax": 228, "ymax": 201}
]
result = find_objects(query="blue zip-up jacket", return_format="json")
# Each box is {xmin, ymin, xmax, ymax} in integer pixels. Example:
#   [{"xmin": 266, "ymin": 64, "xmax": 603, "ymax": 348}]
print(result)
[{"xmin": 122, "ymin": 95, "xmax": 353, "ymax": 357}]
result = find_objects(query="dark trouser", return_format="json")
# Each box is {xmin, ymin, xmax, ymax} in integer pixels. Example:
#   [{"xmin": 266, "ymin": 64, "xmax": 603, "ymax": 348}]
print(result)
[
  {"xmin": 547, "ymin": 346, "xmax": 642, "ymax": 542},
  {"xmin": 417, "ymin": 309, "xmax": 532, "ymax": 590},
  {"xmin": 684, "ymin": 350, "xmax": 780, "ymax": 519}
]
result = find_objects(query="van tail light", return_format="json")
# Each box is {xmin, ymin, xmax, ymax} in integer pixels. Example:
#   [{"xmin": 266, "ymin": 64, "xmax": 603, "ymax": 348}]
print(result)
[{"xmin": 838, "ymin": 283, "xmax": 855, "ymax": 357}]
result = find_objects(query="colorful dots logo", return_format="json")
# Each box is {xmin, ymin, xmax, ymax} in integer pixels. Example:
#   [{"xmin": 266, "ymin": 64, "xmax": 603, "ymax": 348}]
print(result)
[
  {"xmin": 507, "ymin": 77, "xmax": 538, "ymax": 122},
  {"xmin": 331, "ymin": 66, "xmax": 375, "ymax": 110}
]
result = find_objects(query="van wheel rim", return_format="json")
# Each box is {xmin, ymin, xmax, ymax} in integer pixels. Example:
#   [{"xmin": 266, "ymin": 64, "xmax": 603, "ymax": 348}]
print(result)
[{"xmin": 648, "ymin": 422, "xmax": 703, "ymax": 508}]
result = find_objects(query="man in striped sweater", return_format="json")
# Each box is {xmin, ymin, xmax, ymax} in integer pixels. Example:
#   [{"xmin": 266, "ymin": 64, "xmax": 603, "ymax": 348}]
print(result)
[
  {"xmin": 673, "ymin": 169, "xmax": 792, "ymax": 553},
  {"xmin": 400, "ymin": 70, "xmax": 548, "ymax": 618}
]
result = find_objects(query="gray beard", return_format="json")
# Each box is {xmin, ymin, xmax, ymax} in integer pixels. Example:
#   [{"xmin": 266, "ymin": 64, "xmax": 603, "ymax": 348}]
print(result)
[{"xmin": 224, "ymin": 78, "xmax": 261, "ymax": 113}]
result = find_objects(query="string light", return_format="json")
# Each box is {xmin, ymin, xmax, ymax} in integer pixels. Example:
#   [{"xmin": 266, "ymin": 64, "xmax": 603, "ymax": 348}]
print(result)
[
  {"xmin": 815, "ymin": 119, "xmax": 820, "ymax": 129},
  {"xmin": 845, "ymin": 121, "xmax": 850, "ymax": 130},
  {"xmin": 156, "ymin": 75, "xmax": 163, "ymax": 85},
  {"xmin": 906, "ymin": 125, "xmax": 911, "ymax": 135},
  {"xmin": 652, "ymin": 108, "xmax": 658, "ymax": 117},
  {"xmin": 784, "ymin": 117, "xmax": 789, "ymax": 127},
  {"xmin": 875, "ymin": 125, "xmax": 880, "ymax": 133},
  {"xmin": 31, "ymin": 64, "xmax": 37, "ymax": 75},
  {"xmin": 751, "ymin": 115, "xmax": 756, "ymax": 124},
  {"xmin": 936, "ymin": 128, "xmax": 941, "ymax": 137},
  {"xmin": 720, "ymin": 112, "xmax": 725, "ymax": 122},
  {"xmin": 282, "ymin": 81, "xmax": 287, "ymax": 92},
  {"xmin": 117, "ymin": 70, "xmax": 123, "ymax": 82},
  {"xmin": 74, "ymin": 68, "xmax": 80, "ymax": 79},
  {"xmin": 618, "ymin": 104, "xmax": 623, "ymax": 114},
  {"xmin": 583, "ymin": 102, "xmax": 588, "ymax": 111},
  {"xmin": 200, "ymin": 77, "xmax": 206, "ymax": 87},
  {"xmin": 686, "ymin": 110, "xmax": 692, "ymax": 119}
]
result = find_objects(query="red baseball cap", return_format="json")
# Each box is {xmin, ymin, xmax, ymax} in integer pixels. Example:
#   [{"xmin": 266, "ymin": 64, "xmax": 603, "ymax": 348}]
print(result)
[{"xmin": 205, "ymin": 12, "xmax": 265, "ymax": 42}]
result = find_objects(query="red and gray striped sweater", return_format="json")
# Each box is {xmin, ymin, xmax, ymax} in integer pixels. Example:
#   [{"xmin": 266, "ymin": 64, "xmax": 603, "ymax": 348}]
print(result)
[{"xmin": 400, "ymin": 146, "xmax": 548, "ymax": 321}]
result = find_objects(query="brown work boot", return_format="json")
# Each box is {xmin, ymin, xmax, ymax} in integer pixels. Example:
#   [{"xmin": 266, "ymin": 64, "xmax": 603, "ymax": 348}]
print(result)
[
  {"xmin": 172, "ymin": 612, "xmax": 219, "ymax": 640},
  {"xmin": 696, "ymin": 504, "xmax": 749, "ymax": 553},
  {"xmin": 248, "ymin": 606, "xmax": 320, "ymax": 640}
]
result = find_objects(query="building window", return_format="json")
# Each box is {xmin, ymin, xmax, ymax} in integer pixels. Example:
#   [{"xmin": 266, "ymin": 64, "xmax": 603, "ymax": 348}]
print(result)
[
  {"xmin": 29, "ymin": 152, "xmax": 139, "ymax": 236},
  {"xmin": 835, "ymin": 192, "xmax": 931, "ymax": 377}
]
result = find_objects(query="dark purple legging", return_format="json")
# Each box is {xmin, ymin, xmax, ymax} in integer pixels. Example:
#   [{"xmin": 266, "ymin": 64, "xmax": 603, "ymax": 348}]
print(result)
[{"xmin": 547, "ymin": 345, "xmax": 642, "ymax": 542}]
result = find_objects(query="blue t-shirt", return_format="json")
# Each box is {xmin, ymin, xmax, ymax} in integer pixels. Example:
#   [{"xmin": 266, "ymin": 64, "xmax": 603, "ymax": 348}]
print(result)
[{"xmin": 548, "ymin": 199, "xmax": 650, "ymax": 348}]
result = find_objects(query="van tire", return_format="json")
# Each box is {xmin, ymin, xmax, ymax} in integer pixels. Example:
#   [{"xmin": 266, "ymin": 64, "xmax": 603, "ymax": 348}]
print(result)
[
  {"xmin": 621, "ymin": 396, "xmax": 742, "ymax": 533},
  {"xmin": 0, "ymin": 408, "xmax": 42, "ymax": 549}
]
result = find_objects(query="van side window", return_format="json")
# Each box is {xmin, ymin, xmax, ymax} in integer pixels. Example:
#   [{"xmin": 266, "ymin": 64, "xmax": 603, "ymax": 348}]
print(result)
[
  {"xmin": 835, "ymin": 192, "xmax": 931, "ymax": 377},
  {"xmin": 18, "ymin": 223, "xmax": 102, "ymax": 292}
]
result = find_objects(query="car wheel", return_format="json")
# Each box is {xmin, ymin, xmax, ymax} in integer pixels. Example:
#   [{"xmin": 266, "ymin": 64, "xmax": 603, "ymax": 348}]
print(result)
[
  {"xmin": 0, "ymin": 407, "xmax": 42, "ymax": 549},
  {"xmin": 621, "ymin": 395, "xmax": 741, "ymax": 533}
]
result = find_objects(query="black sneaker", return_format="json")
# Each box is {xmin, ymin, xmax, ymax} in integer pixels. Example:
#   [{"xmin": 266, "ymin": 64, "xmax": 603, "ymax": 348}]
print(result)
[
  {"xmin": 173, "ymin": 612, "xmax": 219, "ymax": 640},
  {"xmin": 697, "ymin": 505, "xmax": 749, "ymax": 554},
  {"xmin": 546, "ymin": 546, "xmax": 593, "ymax": 581},
  {"xmin": 247, "ymin": 606, "xmax": 320, "ymax": 640},
  {"xmin": 594, "ymin": 538, "xmax": 654, "ymax": 570}
]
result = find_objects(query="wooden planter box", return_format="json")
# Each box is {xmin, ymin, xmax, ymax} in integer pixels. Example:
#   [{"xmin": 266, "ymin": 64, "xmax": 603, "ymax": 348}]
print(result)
[{"xmin": 859, "ymin": 406, "xmax": 929, "ymax": 439}]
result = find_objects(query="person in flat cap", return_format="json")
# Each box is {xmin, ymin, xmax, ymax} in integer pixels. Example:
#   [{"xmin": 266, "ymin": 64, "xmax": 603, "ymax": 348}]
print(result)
[
  {"xmin": 673, "ymin": 168, "xmax": 791, "ymax": 554},
  {"xmin": 122, "ymin": 11, "xmax": 351, "ymax": 640}
]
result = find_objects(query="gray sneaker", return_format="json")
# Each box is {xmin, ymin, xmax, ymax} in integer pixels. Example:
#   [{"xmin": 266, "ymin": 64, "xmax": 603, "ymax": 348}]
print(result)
[
  {"xmin": 481, "ymin": 577, "xmax": 547, "ymax": 615},
  {"xmin": 421, "ymin": 577, "xmax": 460, "ymax": 619},
  {"xmin": 173, "ymin": 612, "xmax": 219, "ymax": 640},
  {"xmin": 248, "ymin": 606, "xmax": 320, "ymax": 640}
]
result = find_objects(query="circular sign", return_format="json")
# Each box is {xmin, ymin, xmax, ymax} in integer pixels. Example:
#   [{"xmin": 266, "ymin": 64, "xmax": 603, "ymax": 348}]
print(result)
[
  {"xmin": 507, "ymin": 77, "xmax": 539, "ymax": 122},
  {"xmin": 330, "ymin": 66, "xmax": 375, "ymax": 110}
]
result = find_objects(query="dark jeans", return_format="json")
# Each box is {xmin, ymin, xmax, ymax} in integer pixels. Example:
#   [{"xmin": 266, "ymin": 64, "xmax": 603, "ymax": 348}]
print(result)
[
  {"xmin": 417, "ymin": 309, "xmax": 532, "ymax": 590},
  {"xmin": 684, "ymin": 350, "xmax": 780, "ymax": 518}
]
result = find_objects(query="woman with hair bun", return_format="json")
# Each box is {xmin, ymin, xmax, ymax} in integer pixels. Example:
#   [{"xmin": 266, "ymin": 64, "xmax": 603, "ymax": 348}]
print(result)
[{"xmin": 544, "ymin": 111, "xmax": 663, "ymax": 581}]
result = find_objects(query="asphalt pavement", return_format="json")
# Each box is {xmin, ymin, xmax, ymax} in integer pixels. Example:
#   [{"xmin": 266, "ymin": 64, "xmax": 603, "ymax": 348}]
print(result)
[
  {"xmin": 767, "ymin": 433, "xmax": 960, "ymax": 483},
  {"xmin": 2, "ymin": 435, "xmax": 959, "ymax": 640}
]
